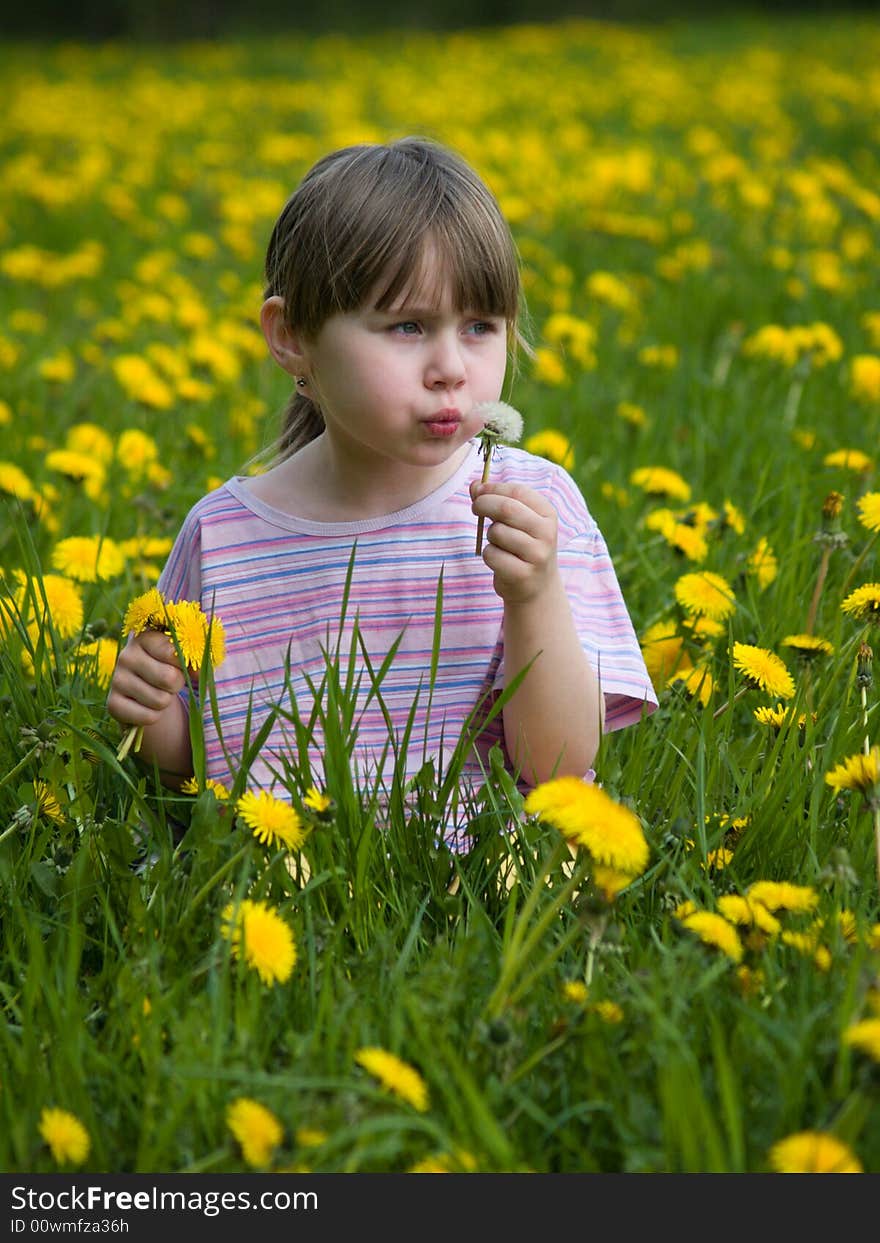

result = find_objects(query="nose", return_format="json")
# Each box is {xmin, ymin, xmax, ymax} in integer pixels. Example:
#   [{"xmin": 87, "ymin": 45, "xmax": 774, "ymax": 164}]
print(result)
[{"xmin": 424, "ymin": 330, "xmax": 466, "ymax": 390}]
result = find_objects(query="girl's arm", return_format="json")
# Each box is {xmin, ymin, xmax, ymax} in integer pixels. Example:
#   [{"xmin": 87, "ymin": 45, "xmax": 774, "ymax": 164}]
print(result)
[
  {"xmin": 106, "ymin": 631, "xmax": 194, "ymax": 788},
  {"xmin": 470, "ymin": 479, "xmax": 604, "ymax": 785}
]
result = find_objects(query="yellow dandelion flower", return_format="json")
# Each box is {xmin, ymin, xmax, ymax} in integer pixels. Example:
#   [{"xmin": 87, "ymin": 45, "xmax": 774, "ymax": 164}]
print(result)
[
  {"xmin": 30, "ymin": 574, "xmax": 84, "ymax": 639},
  {"xmin": 746, "ymin": 537, "xmax": 778, "ymax": 589},
  {"xmin": 122, "ymin": 587, "xmax": 167, "ymax": 635},
  {"xmin": 523, "ymin": 430, "xmax": 574, "ymax": 469},
  {"xmin": 591, "ymin": 863, "xmax": 638, "ymax": 900},
  {"xmin": 841, "ymin": 583, "xmax": 880, "ymax": 624},
  {"xmin": 532, "ymin": 346, "xmax": 567, "ymax": 386},
  {"xmin": 562, "ymin": 980, "xmax": 589, "ymax": 1005},
  {"xmin": 680, "ymin": 911, "xmax": 743, "ymax": 962},
  {"xmin": 682, "ymin": 613, "xmax": 724, "ymax": 641},
  {"xmin": 641, "ymin": 619, "xmax": 692, "ymax": 685},
  {"xmin": 66, "ymin": 422, "xmax": 114, "ymax": 464},
  {"xmin": 162, "ymin": 600, "xmax": 217, "ymax": 669},
  {"xmin": 754, "ymin": 703, "xmax": 791, "ymax": 729},
  {"xmin": 842, "ymin": 1018, "xmax": 880, "ymax": 1062},
  {"xmin": 721, "ymin": 499, "xmax": 746, "ymax": 535},
  {"xmin": 524, "ymin": 777, "xmax": 649, "ymax": 876},
  {"xmin": 703, "ymin": 846, "xmax": 734, "ymax": 871},
  {"xmin": 668, "ymin": 663, "xmax": 714, "ymax": 706},
  {"xmin": 747, "ymin": 880, "xmax": 818, "ymax": 913},
  {"xmin": 180, "ymin": 776, "xmax": 230, "ymax": 800},
  {"xmin": 0, "ymin": 461, "xmax": 36, "ymax": 502},
  {"xmin": 673, "ymin": 900, "xmax": 697, "ymax": 920},
  {"xmin": 824, "ymin": 448, "xmax": 873, "ymax": 473},
  {"xmin": 226, "ymin": 1097, "xmax": 283, "ymax": 1168},
  {"xmin": 303, "ymin": 786, "xmax": 333, "ymax": 815},
  {"xmin": 117, "ymin": 428, "xmax": 159, "ymax": 474},
  {"xmin": 735, "ymin": 964, "xmax": 765, "ymax": 998},
  {"xmin": 76, "ymin": 637, "xmax": 118, "ymax": 689},
  {"xmin": 781, "ymin": 634, "xmax": 833, "ymax": 660},
  {"xmin": 638, "ymin": 343, "xmax": 678, "ymax": 369},
  {"xmin": 33, "ymin": 780, "xmax": 64, "ymax": 824},
  {"xmin": 731, "ymin": 643, "xmax": 796, "ymax": 699},
  {"xmin": 220, "ymin": 899, "xmax": 297, "ymax": 987},
  {"xmin": 825, "ymin": 747, "xmax": 879, "ymax": 797},
  {"xmin": 673, "ymin": 525, "xmax": 709, "ymax": 562},
  {"xmin": 237, "ymin": 790, "xmax": 306, "ymax": 850},
  {"xmin": 295, "ymin": 1128, "xmax": 328, "ymax": 1148},
  {"xmin": 51, "ymin": 535, "xmax": 125, "ymax": 583},
  {"xmin": 616, "ymin": 401, "xmax": 648, "ymax": 428},
  {"xmin": 781, "ymin": 930, "xmax": 831, "ymax": 970},
  {"xmin": 630, "ymin": 466, "xmax": 691, "ymax": 503},
  {"xmin": 594, "ymin": 1000, "xmax": 624, "ymax": 1024},
  {"xmin": 112, "ymin": 355, "xmax": 174, "ymax": 409},
  {"xmin": 38, "ymin": 1107, "xmax": 90, "ymax": 1166},
  {"xmin": 717, "ymin": 895, "xmax": 781, "ymax": 935},
  {"xmin": 769, "ymin": 1131, "xmax": 862, "ymax": 1173},
  {"xmin": 45, "ymin": 450, "xmax": 106, "ymax": 500},
  {"xmin": 355, "ymin": 1047, "xmax": 429, "ymax": 1112},
  {"xmin": 674, "ymin": 571, "xmax": 736, "ymax": 621},
  {"xmin": 850, "ymin": 354, "xmax": 880, "ymax": 403},
  {"xmin": 856, "ymin": 492, "xmax": 880, "ymax": 533}
]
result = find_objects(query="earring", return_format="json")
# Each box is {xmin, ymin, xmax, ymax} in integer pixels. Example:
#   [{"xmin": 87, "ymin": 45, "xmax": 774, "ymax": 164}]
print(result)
[{"xmin": 296, "ymin": 376, "xmax": 307, "ymax": 388}]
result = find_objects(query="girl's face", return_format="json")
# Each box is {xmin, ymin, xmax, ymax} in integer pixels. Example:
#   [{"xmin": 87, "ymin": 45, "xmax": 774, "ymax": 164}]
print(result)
[{"xmin": 300, "ymin": 247, "xmax": 509, "ymax": 472}]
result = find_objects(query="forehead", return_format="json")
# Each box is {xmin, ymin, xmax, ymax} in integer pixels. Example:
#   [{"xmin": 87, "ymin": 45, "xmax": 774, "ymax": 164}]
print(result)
[{"xmin": 373, "ymin": 240, "xmax": 454, "ymax": 312}]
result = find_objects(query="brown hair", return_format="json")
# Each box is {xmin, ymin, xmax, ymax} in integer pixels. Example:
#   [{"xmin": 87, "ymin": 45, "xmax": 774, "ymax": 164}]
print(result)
[{"xmin": 262, "ymin": 136, "xmax": 526, "ymax": 459}]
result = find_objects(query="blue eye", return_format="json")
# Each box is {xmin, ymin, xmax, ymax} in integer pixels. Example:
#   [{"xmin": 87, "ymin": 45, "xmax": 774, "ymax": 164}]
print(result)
[
  {"xmin": 392, "ymin": 321, "xmax": 421, "ymax": 335},
  {"xmin": 468, "ymin": 320, "xmax": 499, "ymax": 336}
]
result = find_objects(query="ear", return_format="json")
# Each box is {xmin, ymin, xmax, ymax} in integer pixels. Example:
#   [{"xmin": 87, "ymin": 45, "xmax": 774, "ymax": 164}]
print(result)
[{"xmin": 260, "ymin": 296, "xmax": 309, "ymax": 378}]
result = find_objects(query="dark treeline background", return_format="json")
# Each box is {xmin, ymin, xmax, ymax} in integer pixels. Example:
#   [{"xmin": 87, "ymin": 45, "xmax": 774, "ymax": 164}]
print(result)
[{"xmin": 2, "ymin": 0, "xmax": 878, "ymax": 40}]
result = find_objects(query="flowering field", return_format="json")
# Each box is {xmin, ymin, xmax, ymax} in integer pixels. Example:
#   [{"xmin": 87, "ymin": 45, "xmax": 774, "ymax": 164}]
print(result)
[{"xmin": 2, "ymin": 14, "xmax": 880, "ymax": 1174}]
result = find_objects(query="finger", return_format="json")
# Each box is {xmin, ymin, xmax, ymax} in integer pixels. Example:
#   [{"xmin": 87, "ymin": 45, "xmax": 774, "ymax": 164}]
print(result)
[
  {"xmin": 484, "ymin": 520, "xmax": 544, "ymax": 563},
  {"xmin": 470, "ymin": 480, "xmax": 558, "ymax": 519},
  {"xmin": 471, "ymin": 492, "xmax": 554, "ymax": 540},
  {"xmin": 115, "ymin": 646, "xmax": 185, "ymax": 696},
  {"xmin": 136, "ymin": 630, "xmax": 180, "ymax": 663},
  {"xmin": 105, "ymin": 690, "xmax": 165, "ymax": 727}
]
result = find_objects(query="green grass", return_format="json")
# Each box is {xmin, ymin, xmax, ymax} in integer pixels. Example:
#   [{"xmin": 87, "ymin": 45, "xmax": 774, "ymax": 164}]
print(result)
[{"xmin": 1, "ymin": 12, "xmax": 879, "ymax": 1172}]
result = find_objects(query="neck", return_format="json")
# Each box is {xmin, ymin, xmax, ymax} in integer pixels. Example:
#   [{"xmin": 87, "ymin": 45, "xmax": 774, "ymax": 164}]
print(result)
[{"xmin": 307, "ymin": 434, "xmax": 473, "ymax": 519}]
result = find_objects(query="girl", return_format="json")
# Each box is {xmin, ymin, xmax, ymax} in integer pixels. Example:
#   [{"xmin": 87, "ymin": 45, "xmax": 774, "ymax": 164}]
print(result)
[{"xmin": 106, "ymin": 137, "xmax": 657, "ymax": 835}]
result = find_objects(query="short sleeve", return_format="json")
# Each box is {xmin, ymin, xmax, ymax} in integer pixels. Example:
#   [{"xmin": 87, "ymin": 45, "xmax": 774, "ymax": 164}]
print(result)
[
  {"xmin": 156, "ymin": 506, "xmax": 204, "ymax": 604},
  {"xmin": 557, "ymin": 521, "xmax": 658, "ymax": 732},
  {"xmin": 491, "ymin": 460, "xmax": 658, "ymax": 734}
]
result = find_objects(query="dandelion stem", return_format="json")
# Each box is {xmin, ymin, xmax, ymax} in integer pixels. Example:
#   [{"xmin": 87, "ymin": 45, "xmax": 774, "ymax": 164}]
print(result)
[
  {"xmin": 0, "ymin": 742, "xmax": 42, "ymax": 790},
  {"xmin": 840, "ymin": 530, "xmax": 879, "ymax": 599},
  {"xmin": 177, "ymin": 843, "xmax": 251, "ymax": 930},
  {"xmin": 474, "ymin": 450, "xmax": 493, "ymax": 556},
  {"xmin": 116, "ymin": 724, "xmax": 144, "ymax": 763},
  {"xmin": 862, "ymin": 686, "xmax": 870, "ymax": 757},
  {"xmin": 712, "ymin": 684, "xmax": 750, "ymax": 720},
  {"xmin": 805, "ymin": 546, "xmax": 831, "ymax": 636}
]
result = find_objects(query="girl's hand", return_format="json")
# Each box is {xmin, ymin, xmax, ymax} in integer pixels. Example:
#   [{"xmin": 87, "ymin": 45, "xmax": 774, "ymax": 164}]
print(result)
[
  {"xmin": 106, "ymin": 630, "xmax": 186, "ymax": 728},
  {"xmin": 470, "ymin": 480, "xmax": 559, "ymax": 604}
]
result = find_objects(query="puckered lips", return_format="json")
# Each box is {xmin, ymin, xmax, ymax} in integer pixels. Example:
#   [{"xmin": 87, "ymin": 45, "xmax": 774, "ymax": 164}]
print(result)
[{"xmin": 420, "ymin": 408, "xmax": 462, "ymax": 437}]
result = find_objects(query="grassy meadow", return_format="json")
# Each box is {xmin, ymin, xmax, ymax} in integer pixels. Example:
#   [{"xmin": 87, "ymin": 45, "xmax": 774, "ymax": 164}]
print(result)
[{"xmin": 2, "ymin": 13, "xmax": 880, "ymax": 1174}]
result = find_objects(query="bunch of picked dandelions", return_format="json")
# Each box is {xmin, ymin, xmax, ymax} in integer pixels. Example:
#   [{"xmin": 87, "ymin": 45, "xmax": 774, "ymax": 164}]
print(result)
[
  {"xmin": 115, "ymin": 587, "xmax": 226, "ymax": 761},
  {"xmin": 473, "ymin": 400, "xmax": 524, "ymax": 555}
]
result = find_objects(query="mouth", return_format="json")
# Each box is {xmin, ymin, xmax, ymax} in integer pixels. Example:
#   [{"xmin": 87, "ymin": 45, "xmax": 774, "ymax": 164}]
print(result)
[{"xmin": 420, "ymin": 410, "xmax": 462, "ymax": 438}]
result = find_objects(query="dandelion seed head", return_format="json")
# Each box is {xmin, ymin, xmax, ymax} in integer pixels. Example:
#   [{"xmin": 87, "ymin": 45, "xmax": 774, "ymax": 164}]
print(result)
[{"xmin": 473, "ymin": 401, "xmax": 523, "ymax": 444}]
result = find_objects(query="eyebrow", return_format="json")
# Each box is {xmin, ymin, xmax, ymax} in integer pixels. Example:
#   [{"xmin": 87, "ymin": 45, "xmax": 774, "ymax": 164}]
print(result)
[{"xmin": 378, "ymin": 305, "xmax": 500, "ymax": 318}]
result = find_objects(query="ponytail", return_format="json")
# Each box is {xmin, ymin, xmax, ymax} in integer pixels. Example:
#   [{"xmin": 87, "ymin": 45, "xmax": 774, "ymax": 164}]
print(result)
[{"xmin": 275, "ymin": 391, "xmax": 325, "ymax": 459}]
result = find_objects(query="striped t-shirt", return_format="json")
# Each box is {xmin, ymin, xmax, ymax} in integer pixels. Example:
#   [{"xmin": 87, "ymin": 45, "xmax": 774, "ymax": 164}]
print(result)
[{"xmin": 157, "ymin": 442, "xmax": 657, "ymax": 804}]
